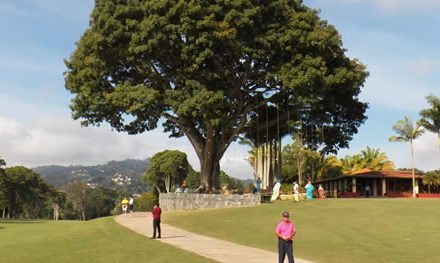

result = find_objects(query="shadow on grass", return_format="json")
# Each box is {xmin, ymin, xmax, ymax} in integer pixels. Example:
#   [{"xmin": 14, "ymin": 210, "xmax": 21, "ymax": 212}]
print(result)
[
  {"xmin": 0, "ymin": 220, "xmax": 44, "ymax": 224},
  {"xmin": 159, "ymin": 236, "xmax": 185, "ymax": 239}
]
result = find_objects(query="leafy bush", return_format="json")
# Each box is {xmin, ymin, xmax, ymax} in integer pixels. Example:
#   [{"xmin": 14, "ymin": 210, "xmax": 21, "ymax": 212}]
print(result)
[
  {"xmin": 134, "ymin": 192, "xmax": 156, "ymax": 212},
  {"xmin": 280, "ymin": 184, "xmax": 293, "ymax": 194}
]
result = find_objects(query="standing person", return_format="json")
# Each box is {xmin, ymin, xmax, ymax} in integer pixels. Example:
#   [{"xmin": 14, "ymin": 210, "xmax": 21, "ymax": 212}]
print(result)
[
  {"xmin": 365, "ymin": 185, "xmax": 371, "ymax": 198},
  {"xmin": 305, "ymin": 180, "xmax": 314, "ymax": 200},
  {"xmin": 151, "ymin": 203, "xmax": 162, "ymax": 239},
  {"xmin": 271, "ymin": 178, "xmax": 282, "ymax": 201},
  {"xmin": 121, "ymin": 197, "xmax": 129, "ymax": 215},
  {"xmin": 256, "ymin": 177, "xmax": 261, "ymax": 193},
  {"xmin": 276, "ymin": 211, "xmax": 296, "ymax": 263},
  {"xmin": 293, "ymin": 182, "xmax": 300, "ymax": 202},
  {"xmin": 182, "ymin": 179, "xmax": 187, "ymax": 193},
  {"xmin": 128, "ymin": 196, "xmax": 134, "ymax": 216},
  {"xmin": 318, "ymin": 184, "xmax": 325, "ymax": 199}
]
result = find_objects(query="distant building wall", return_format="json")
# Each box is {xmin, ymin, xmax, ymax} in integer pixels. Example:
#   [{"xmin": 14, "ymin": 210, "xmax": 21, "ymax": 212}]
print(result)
[{"xmin": 159, "ymin": 193, "xmax": 261, "ymax": 212}]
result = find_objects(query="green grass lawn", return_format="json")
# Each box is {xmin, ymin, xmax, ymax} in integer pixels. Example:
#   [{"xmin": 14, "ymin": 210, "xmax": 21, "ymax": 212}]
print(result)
[
  {"xmin": 0, "ymin": 217, "xmax": 214, "ymax": 263},
  {"xmin": 164, "ymin": 199, "xmax": 440, "ymax": 263}
]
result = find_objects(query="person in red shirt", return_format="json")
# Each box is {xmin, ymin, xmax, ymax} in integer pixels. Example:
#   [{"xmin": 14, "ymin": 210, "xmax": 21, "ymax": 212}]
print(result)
[
  {"xmin": 151, "ymin": 203, "xmax": 162, "ymax": 239},
  {"xmin": 276, "ymin": 211, "xmax": 296, "ymax": 263}
]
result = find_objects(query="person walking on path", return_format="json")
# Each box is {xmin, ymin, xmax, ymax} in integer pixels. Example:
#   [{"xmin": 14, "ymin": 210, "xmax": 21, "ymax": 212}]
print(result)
[
  {"xmin": 121, "ymin": 197, "xmax": 129, "ymax": 215},
  {"xmin": 128, "ymin": 196, "xmax": 134, "ymax": 216},
  {"xmin": 151, "ymin": 203, "xmax": 162, "ymax": 239},
  {"xmin": 276, "ymin": 211, "xmax": 296, "ymax": 263}
]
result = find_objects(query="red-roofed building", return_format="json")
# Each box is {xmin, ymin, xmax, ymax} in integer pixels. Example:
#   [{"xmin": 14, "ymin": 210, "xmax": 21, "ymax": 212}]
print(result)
[{"xmin": 313, "ymin": 169, "xmax": 424, "ymax": 198}]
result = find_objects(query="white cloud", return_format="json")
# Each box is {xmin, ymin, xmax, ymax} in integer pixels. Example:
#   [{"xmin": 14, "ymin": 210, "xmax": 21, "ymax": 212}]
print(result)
[
  {"xmin": 0, "ymin": 113, "xmax": 254, "ymax": 179},
  {"xmin": 405, "ymin": 58, "xmax": 440, "ymax": 77},
  {"xmin": 330, "ymin": 0, "xmax": 440, "ymax": 11}
]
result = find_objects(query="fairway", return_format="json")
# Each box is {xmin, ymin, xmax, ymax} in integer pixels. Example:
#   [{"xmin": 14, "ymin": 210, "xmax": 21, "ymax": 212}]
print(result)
[
  {"xmin": 164, "ymin": 199, "xmax": 440, "ymax": 263},
  {"xmin": 0, "ymin": 217, "xmax": 214, "ymax": 263}
]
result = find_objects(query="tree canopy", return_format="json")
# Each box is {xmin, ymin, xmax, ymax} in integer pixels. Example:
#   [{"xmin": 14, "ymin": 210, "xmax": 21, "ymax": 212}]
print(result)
[
  {"xmin": 144, "ymin": 150, "xmax": 189, "ymax": 193},
  {"xmin": 65, "ymin": 0, "xmax": 368, "ymax": 191},
  {"xmin": 420, "ymin": 94, "xmax": 440, "ymax": 151}
]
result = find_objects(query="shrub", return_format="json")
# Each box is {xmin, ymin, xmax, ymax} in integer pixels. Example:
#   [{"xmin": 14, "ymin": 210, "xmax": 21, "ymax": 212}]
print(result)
[{"xmin": 134, "ymin": 192, "xmax": 156, "ymax": 212}]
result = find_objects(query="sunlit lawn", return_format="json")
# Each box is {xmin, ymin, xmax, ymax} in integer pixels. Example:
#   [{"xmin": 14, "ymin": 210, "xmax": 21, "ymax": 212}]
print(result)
[
  {"xmin": 165, "ymin": 198, "xmax": 440, "ymax": 263},
  {"xmin": 0, "ymin": 216, "xmax": 214, "ymax": 263}
]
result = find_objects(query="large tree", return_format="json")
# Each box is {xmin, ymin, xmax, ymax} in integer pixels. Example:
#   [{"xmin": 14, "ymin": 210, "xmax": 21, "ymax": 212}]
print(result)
[
  {"xmin": 389, "ymin": 116, "xmax": 425, "ymax": 198},
  {"xmin": 65, "ymin": 0, "xmax": 368, "ymax": 191}
]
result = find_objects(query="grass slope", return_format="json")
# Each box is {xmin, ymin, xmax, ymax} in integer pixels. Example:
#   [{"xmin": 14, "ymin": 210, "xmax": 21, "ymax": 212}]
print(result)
[
  {"xmin": 0, "ymin": 217, "xmax": 214, "ymax": 263},
  {"xmin": 165, "ymin": 199, "xmax": 440, "ymax": 263}
]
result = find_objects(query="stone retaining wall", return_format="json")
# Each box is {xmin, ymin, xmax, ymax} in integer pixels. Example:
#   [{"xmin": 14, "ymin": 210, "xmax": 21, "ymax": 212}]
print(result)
[{"xmin": 159, "ymin": 193, "xmax": 261, "ymax": 212}]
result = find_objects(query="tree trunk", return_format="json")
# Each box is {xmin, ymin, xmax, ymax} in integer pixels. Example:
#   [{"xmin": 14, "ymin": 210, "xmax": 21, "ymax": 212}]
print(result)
[
  {"xmin": 200, "ymin": 127, "xmax": 221, "ymax": 192},
  {"xmin": 53, "ymin": 203, "xmax": 60, "ymax": 221},
  {"xmin": 200, "ymin": 155, "xmax": 220, "ymax": 192},
  {"xmin": 410, "ymin": 141, "xmax": 416, "ymax": 198},
  {"xmin": 165, "ymin": 174, "xmax": 171, "ymax": 193}
]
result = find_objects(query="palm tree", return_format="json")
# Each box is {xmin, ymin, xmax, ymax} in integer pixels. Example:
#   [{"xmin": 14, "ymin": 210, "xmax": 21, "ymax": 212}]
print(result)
[
  {"xmin": 420, "ymin": 94, "xmax": 440, "ymax": 153},
  {"xmin": 360, "ymin": 146, "xmax": 395, "ymax": 171},
  {"xmin": 389, "ymin": 116, "xmax": 425, "ymax": 198},
  {"xmin": 340, "ymin": 154, "xmax": 363, "ymax": 174}
]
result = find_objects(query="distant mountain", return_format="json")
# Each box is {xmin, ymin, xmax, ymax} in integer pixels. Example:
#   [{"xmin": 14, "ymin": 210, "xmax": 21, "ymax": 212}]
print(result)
[
  {"xmin": 33, "ymin": 159, "xmax": 150, "ymax": 193},
  {"xmin": 241, "ymin": 178, "xmax": 255, "ymax": 186}
]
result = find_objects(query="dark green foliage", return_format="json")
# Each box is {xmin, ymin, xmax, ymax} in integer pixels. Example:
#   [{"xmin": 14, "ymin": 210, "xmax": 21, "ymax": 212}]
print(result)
[
  {"xmin": 65, "ymin": 0, "xmax": 368, "ymax": 191},
  {"xmin": 423, "ymin": 170, "xmax": 440, "ymax": 193},
  {"xmin": 134, "ymin": 192, "xmax": 156, "ymax": 212},
  {"xmin": 65, "ymin": 182, "xmax": 118, "ymax": 220},
  {"xmin": 88, "ymin": 187, "xmax": 118, "ymax": 218},
  {"xmin": 0, "ymin": 166, "xmax": 57, "ymax": 219},
  {"xmin": 186, "ymin": 166, "xmax": 201, "ymax": 189}
]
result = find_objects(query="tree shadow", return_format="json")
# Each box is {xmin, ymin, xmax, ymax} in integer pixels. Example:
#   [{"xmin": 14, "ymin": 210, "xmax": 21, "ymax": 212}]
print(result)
[{"xmin": 0, "ymin": 220, "xmax": 44, "ymax": 224}]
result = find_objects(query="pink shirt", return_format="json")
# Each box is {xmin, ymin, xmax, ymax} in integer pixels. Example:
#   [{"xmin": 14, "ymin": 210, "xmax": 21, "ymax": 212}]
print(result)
[{"xmin": 276, "ymin": 221, "xmax": 295, "ymax": 238}]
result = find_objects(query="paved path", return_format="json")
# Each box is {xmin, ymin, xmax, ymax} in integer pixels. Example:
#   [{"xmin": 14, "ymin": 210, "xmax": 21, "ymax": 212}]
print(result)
[{"xmin": 115, "ymin": 212, "xmax": 314, "ymax": 263}]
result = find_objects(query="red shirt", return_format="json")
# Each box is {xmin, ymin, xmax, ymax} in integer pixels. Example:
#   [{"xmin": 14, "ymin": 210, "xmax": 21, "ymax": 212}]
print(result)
[{"xmin": 152, "ymin": 206, "xmax": 162, "ymax": 220}]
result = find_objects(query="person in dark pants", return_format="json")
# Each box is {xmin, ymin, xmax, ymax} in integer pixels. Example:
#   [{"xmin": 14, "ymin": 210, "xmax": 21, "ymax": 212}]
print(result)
[
  {"xmin": 365, "ymin": 185, "xmax": 371, "ymax": 198},
  {"xmin": 151, "ymin": 203, "xmax": 162, "ymax": 239},
  {"xmin": 276, "ymin": 211, "xmax": 296, "ymax": 263}
]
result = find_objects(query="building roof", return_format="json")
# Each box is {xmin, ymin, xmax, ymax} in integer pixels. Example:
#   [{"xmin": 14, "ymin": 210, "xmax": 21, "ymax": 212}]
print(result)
[{"xmin": 313, "ymin": 170, "xmax": 423, "ymax": 184}]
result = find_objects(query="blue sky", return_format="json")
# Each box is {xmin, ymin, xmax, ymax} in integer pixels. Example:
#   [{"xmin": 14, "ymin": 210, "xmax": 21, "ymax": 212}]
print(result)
[{"xmin": 0, "ymin": 0, "xmax": 439, "ymax": 179}]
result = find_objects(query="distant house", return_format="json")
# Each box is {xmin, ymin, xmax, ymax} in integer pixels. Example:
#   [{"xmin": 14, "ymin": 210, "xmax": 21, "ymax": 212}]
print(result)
[{"xmin": 313, "ymin": 169, "xmax": 424, "ymax": 198}]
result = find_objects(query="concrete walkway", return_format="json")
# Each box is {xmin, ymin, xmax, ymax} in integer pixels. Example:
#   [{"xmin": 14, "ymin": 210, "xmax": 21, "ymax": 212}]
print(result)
[{"xmin": 115, "ymin": 212, "xmax": 314, "ymax": 263}]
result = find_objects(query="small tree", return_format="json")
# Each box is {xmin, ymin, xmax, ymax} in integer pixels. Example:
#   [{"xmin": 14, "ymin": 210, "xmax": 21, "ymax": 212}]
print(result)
[
  {"xmin": 423, "ymin": 170, "xmax": 440, "ymax": 193},
  {"xmin": 144, "ymin": 150, "xmax": 189, "ymax": 193},
  {"xmin": 389, "ymin": 116, "xmax": 425, "ymax": 198},
  {"xmin": 66, "ymin": 182, "xmax": 90, "ymax": 220}
]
